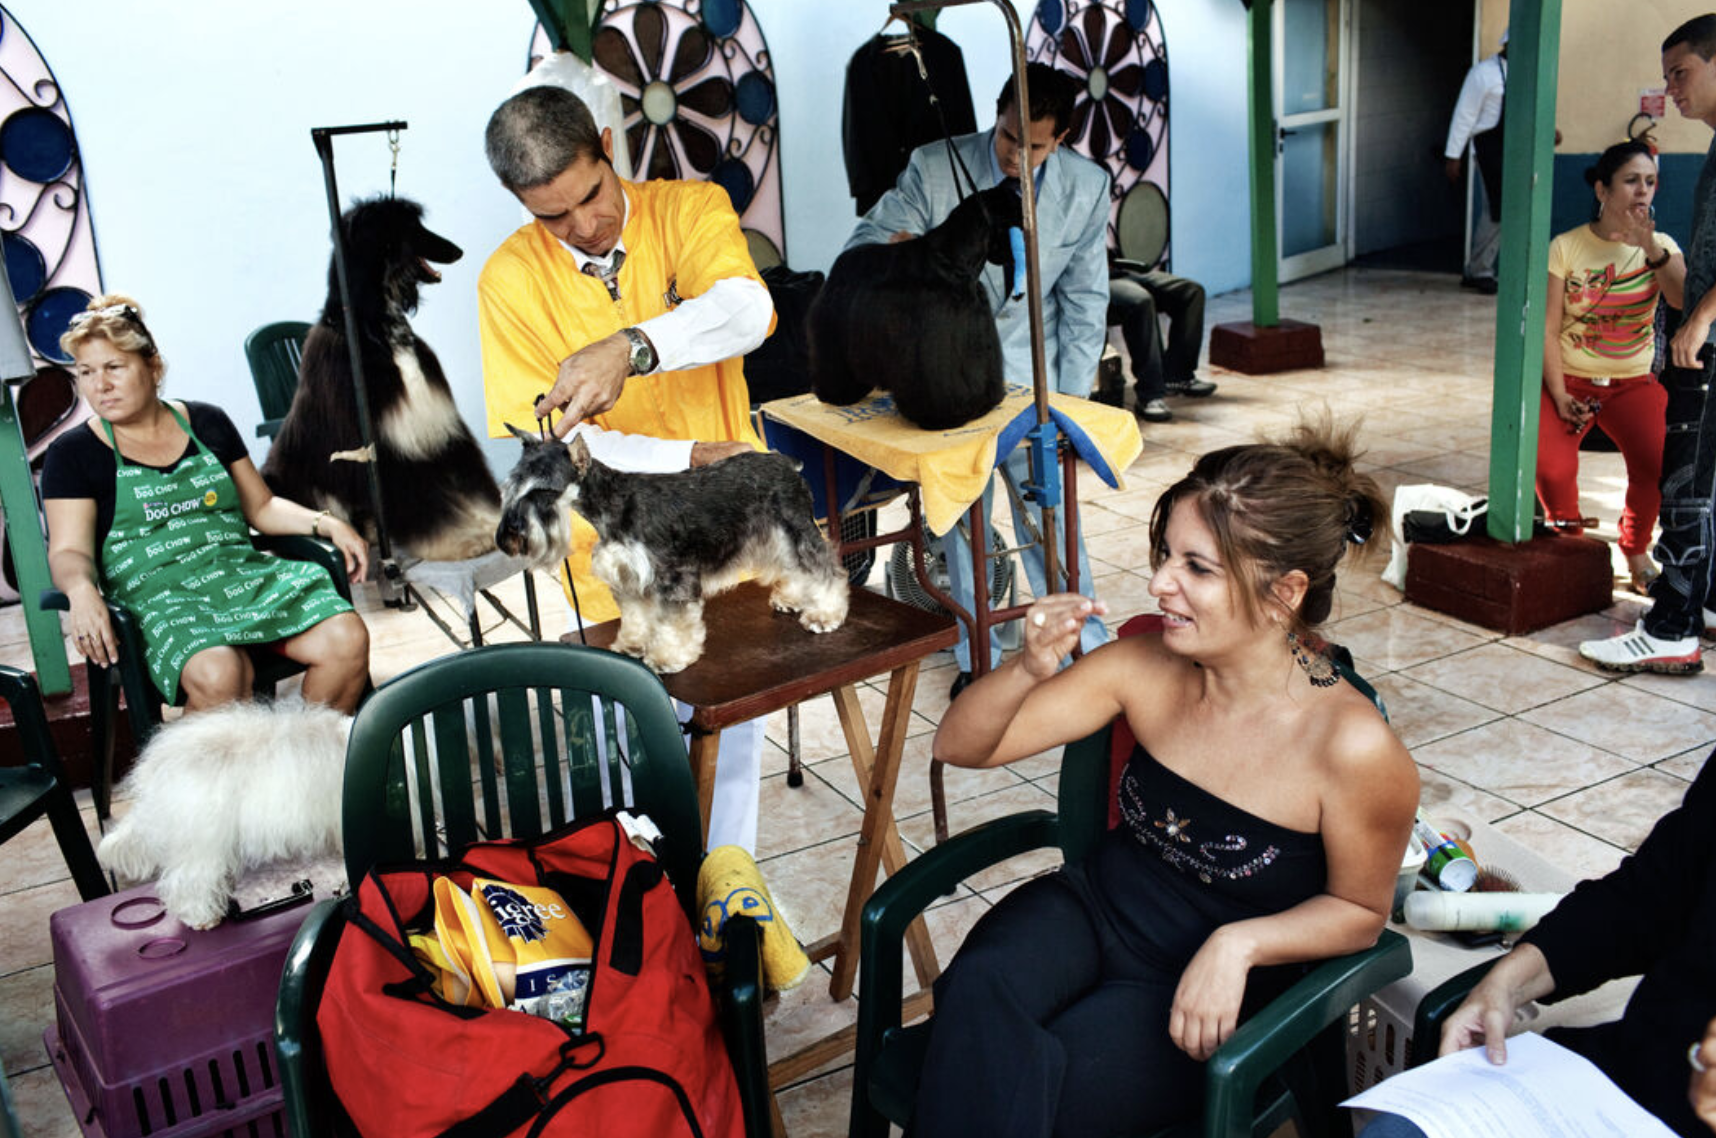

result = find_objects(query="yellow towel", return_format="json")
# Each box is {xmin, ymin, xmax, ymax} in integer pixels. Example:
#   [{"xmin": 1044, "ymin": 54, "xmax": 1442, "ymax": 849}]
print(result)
[
  {"xmin": 696, "ymin": 845, "xmax": 810, "ymax": 992},
  {"xmin": 761, "ymin": 385, "xmax": 1142, "ymax": 536}
]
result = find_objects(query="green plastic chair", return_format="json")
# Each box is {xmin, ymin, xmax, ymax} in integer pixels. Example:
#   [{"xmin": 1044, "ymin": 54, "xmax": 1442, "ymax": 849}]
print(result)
[
  {"xmin": 850, "ymin": 618, "xmax": 1412, "ymax": 1138},
  {"xmin": 244, "ymin": 321, "xmax": 311, "ymax": 441},
  {"xmin": 275, "ymin": 642, "xmax": 770, "ymax": 1138},
  {"xmin": 0, "ymin": 665, "xmax": 108, "ymax": 900},
  {"xmin": 40, "ymin": 534, "xmax": 353, "ymax": 818}
]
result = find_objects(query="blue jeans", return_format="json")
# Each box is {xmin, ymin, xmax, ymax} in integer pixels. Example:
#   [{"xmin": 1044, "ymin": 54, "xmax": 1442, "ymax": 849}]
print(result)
[
  {"xmin": 1644, "ymin": 351, "xmax": 1716, "ymax": 640},
  {"xmin": 944, "ymin": 446, "xmax": 1108, "ymax": 671},
  {"xmin": 1356, "ymin": 1114, "xmax": 1428, "ymax": 1138}
]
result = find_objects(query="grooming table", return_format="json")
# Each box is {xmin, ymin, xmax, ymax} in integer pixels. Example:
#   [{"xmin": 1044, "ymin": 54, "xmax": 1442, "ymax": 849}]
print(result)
[
  {"xmin": 572, "ymin": 581, "xmax": 956, "ymax": 1012},
  {"xmin": 397, "ymin": 549, "xmax": 542, "ymax": 647}
]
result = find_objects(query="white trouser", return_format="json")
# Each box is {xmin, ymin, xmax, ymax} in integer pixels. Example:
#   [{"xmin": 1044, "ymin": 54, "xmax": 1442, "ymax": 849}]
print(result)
[
  {"xmin": 679, "ymin": 705, "xmax": 763, "ymax": 853},
  {"xmin": 566, "ymin": 604, "xmax": 763, "ymax": 853}
]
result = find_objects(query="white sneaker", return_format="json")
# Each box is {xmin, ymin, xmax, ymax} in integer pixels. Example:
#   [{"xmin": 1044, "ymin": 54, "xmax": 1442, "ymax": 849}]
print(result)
[{"xmin": 1579, "ymin": 622, "xmax": 1702, "ymax": 674}]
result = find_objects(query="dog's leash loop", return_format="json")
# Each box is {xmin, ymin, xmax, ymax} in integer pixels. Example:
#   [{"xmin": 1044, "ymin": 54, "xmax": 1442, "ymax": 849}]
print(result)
[{"xmin": 538, "ymin": 403, "xmax": 587, "ymax": 645}]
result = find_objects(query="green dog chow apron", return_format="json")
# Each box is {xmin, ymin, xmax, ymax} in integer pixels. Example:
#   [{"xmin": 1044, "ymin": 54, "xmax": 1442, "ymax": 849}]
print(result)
[{"xmin": 99, "ymin": 405, "xmax": 352, "ymax": 702}]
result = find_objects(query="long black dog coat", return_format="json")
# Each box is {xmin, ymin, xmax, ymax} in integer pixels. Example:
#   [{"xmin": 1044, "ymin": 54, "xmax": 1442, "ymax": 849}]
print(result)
[{"xmin": 808, "ymin": 183, "xmax": 1021, "ymax": 431}]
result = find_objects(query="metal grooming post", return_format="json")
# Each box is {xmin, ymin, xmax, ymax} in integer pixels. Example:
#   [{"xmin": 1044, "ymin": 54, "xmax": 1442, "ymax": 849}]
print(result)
[
  {"xmin": 0, "ymin": 268, "xmax": 69, "ymax": 693},
  {"xmin": 888, "ymin": 0, "xmax": 1070, "ymax": 843},
  {"xmin": 310, "ymin": 121, "xmax": 413, "ymax": 608},
  {"xmin": 888, "ymin": 0, "xmax": 1063, "ymax": 592}
]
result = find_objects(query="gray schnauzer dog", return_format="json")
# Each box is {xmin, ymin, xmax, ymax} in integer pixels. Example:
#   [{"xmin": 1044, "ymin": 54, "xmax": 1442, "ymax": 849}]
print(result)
[{"xmin": 496, "ymin": 428, "xmax": 850, "ymax": 673}]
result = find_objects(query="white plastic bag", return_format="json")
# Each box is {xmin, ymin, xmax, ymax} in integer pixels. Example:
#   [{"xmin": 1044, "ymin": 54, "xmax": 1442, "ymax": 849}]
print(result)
[{"xmin": 1381, "ymin": 484, "xmax": 1489, "ymax": 591}]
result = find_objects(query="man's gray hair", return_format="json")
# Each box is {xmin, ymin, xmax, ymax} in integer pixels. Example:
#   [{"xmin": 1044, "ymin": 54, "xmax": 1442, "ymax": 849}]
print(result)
[{"xmin": 485, "ymin": 86, "xmax": 605, "ymax": 190}]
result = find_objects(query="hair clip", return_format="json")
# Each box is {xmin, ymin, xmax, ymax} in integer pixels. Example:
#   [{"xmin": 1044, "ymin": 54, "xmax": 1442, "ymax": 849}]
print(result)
[{"xmin": 1344, "ymin": 501, "xmax": 1372, "ymax": 547}]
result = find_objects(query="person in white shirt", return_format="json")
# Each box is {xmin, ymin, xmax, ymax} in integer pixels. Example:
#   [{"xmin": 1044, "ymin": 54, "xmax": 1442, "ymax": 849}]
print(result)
[{"xmin": 1444, "ymin": 31, "xmax": 1508, "ymax": 294}]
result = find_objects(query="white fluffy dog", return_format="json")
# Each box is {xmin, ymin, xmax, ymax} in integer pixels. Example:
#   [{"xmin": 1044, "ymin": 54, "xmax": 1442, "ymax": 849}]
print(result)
[{"xmin": 97, "ymin": 699, "xmax": 351, "ymax": 929}]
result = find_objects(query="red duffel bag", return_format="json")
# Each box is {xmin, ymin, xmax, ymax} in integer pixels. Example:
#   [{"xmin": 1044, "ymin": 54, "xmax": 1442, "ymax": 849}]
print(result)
[{"xmin": 317, "ymin": 814, "xmax": 744, "ymax": 1138}]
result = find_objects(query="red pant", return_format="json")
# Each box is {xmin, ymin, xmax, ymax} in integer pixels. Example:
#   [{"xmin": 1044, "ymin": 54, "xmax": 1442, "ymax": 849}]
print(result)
[{"xmin": 1535, "ymin": 373, "xmax": 1666, "ymax": 556}]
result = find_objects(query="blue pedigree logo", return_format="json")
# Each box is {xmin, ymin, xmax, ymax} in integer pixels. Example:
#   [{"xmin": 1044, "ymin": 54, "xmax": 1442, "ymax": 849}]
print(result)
[{"xmin": 480, "ymin": 883, "xmax": 564, "ymax": 943}]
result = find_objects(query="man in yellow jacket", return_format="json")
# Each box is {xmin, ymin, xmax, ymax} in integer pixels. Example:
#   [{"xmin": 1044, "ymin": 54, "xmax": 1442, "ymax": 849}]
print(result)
[{"xmin": 479, "ymin": 84, "xmax": 775, "ymax": 851}]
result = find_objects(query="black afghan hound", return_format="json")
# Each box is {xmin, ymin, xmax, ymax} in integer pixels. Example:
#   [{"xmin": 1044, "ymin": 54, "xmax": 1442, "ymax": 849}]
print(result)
[
  {"xmin": 807, "ymin": 182, "xmax": 1021, "ymax": 430},
  {"xmin": 262, "ymin": 196, "xmax": 500, "ymax": 562}
]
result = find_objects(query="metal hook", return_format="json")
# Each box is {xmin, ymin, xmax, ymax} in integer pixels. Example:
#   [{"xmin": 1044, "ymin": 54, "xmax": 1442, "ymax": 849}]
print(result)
[{"xmin": 387, "ymin": 128, "xmax": 401, "ymax": 197}]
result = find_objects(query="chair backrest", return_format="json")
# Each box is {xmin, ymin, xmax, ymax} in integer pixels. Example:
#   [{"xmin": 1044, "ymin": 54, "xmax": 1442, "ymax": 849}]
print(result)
[
  {"xmin": 341, "ymin": 642, "xmax": 701, "ymax": 914},
  {"xmin": 244, "ymin": 321, "xmax": 311, "ymax": 438}
]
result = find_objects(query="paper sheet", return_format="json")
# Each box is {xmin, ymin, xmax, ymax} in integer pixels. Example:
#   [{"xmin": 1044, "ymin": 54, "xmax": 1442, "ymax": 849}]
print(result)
[{"xmin": 1342, "ymin": 1033, "xmax": 1676, "ymax": 1138}]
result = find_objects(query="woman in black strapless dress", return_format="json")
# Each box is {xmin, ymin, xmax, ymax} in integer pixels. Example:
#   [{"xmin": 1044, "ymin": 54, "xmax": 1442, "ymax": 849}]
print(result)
[{"xmin": 921, "ymin": 421, "xmax": 1420, "ymax": 1138}]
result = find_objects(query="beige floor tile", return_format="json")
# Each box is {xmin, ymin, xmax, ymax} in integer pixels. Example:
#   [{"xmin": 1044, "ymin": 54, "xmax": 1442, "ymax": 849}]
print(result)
[
  {"xmin": 1400, "ymin": 642, "xmax": 1605, "ymax": 715},
  {"xmin": 1084, "ymin": 525, "xmax": 1154, "ymax": 575},
  {"xmin": 1656, "ymin": 746, "xmax": 1711, "ymax": 782},
  {"xmin": 1537, "ymin": 768, "xmax": 1694, "ymax": 851},
  {"xmin": 1488, "ymin": 810, "xmax": 1628, "ymax": 882},
  {"xmin": 1367, "ymin": 673, "xmax": 1501, "ymax": 749},
  {"xmin": 1328, "ymin": 606, "xmax": 1492, "ymax": 672},
  {"xmin": 1620, "ymin": 667, "xmax": 1716, "ymax": 714},
  {"xmin": 809, "ymin": 733, "xmax": 1021, "ymax": 822},
  {"xmin": 0, "ymin": 964, "xmax": 54, "ymax": 1075},
  {"xmin": 9, "ymin": 1064, "xmax": 81, "ymax": 1138},
  {"xmin": 778, "ymin": 1065, "xmax": 868, "ymax": 1138},
  {"xmin": 1411, "ymin": 719, "xmax": 1637, "ymax": 807},
  {"xmin": 0, "ymin": 880, "xmax": 80, "ymax": 975},
  {"xmin": 1518, "ymin": 684, "xmax": 1716, "ymax": 764},
  {"xmin": 755, "ymin": 768, "xmax": 866, "ymax": 862},
  {"xmin": 760, "ymin": 837, "xmax": 907, "ymax": 953},
  {"xmin": 896, "ymin": 783, "xmax": 1061, "ymax": 895},
  {"xmin": 4, "ymin": 810, "xmax": 104, "ymax": 896},
  {"xmin": 1414, "ymin": 765, "xmax": 1519, "ymax": 823}
]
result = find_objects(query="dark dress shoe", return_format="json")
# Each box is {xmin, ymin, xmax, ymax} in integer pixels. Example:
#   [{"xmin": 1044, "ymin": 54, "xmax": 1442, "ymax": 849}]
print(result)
[
  {"xmin": 949, "ymin": 670, "xmax": 973, "ymax": 700},
  {"xmin": 1461, "ymin": 275, "xmax": 1499, "ymax": 295}
]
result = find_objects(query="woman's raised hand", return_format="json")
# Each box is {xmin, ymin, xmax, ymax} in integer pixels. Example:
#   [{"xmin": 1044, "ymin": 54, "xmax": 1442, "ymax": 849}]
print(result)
[{"xmin": 1018, "ymin": 594, "xmax": 1106, "ymax": 681}]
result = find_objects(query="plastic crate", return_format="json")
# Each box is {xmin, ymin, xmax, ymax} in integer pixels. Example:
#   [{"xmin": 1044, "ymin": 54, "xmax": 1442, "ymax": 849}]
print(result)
[
  {"xmin": 43, "ymin": 884, "xmax": 320, "ymax": 1138},
  {"xmin": 1346, "ymin": 974, "xmax": 1419, "ymax": 1094}
]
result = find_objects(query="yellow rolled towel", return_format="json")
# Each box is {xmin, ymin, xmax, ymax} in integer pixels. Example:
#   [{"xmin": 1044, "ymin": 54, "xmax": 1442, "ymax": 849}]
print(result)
[{"xmin": 696, "ymin": 845, "xmax": 810, "ymax": 992}]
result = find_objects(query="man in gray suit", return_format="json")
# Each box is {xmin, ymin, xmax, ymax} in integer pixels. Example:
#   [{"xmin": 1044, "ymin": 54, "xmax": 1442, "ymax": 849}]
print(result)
[{"xmin": 849, "ymin": 63, "xmax": 1112, "ymax": 697}]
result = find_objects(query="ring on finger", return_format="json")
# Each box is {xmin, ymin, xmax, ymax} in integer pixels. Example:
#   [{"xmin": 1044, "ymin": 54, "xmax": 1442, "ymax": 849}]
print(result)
[{"xmin": 1691, "ymin": 1041, "xmax": 1708, "ymax": 1073}]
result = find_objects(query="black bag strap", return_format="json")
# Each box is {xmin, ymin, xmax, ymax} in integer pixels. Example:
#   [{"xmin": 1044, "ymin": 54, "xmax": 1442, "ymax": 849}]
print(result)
[{"xmin": 434, "ymin": 1037, "xmax": 606, "ymax": 1138}]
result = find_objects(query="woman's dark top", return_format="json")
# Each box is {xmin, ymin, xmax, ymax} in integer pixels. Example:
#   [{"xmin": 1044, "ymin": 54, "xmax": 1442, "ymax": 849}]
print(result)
[
  {"xmin": 42, "ymin": 402, "xmax": 248, "ymax": 545},
  {"xmin": 1519, "ymin": 753, "xmax": 1716, "ymax": 1137},
  {"xmin": 1094, "ymin": 744, "xmax": 1329, "ymax": 971}
]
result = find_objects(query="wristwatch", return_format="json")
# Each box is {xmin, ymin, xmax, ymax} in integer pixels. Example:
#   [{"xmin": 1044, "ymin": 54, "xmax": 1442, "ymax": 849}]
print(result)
[{"xmin": 621, "ymin": 327, "xmax": 657, "ymax": 376}]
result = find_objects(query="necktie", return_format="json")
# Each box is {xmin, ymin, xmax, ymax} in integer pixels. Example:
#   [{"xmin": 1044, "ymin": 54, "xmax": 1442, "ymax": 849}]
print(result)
[{"xmin": 581, "ymin": 248, "xmax": 625, "ymax": 301}]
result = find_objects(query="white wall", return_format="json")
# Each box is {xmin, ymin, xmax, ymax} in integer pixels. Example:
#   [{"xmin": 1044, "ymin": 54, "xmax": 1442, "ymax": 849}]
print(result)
[{"xmin": 18, "ymin": 0, "xmax": 1251, "ymax": 477}]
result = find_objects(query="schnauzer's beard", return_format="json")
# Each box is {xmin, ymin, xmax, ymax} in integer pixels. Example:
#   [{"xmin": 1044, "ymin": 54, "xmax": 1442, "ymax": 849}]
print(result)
[{"xmin": 497, "ymin": 482, "xmax": 578, "ymax": 571}]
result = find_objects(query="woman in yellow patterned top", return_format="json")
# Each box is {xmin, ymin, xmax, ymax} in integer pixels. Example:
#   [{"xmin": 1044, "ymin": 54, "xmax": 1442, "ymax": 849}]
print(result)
[{"xmin": 1539, "ymin": 140, "xmax": 1686, "ymax": 592}]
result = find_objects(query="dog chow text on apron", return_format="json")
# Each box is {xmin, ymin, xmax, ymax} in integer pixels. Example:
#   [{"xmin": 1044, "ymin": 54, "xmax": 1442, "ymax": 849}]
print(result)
[{"xmin": 99, "ymin": 404, "xmax": 352, "ymax": 702}]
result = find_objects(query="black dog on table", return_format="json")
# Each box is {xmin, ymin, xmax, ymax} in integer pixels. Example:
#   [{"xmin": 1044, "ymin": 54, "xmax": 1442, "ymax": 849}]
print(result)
[
  {"xmin": 807, "ymin": 182, "xmax": 1021, "ymax": 431},
  {"xmin": 262, "ymin": 196, "xmax": 501, "ymax": 562}
]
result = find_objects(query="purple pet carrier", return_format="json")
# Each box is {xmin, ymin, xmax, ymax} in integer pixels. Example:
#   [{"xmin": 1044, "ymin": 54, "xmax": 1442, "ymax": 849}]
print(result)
[{"xmin": 43, "ymin": 884, "xmax": 320, "ymax": 1138}]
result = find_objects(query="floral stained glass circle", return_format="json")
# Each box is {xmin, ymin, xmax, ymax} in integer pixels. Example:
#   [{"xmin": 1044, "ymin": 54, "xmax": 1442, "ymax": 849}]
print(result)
[
  {"xmin": 0, "ymin": 8, "xmax": 100, "ymax": 389},
  {"xmin": 1028, "ymin": 0, "xmax": 1170, "ymax": 268},
  {"xmin": 532, "ymin": 0, "xmax": 785, "ymax": 265}
]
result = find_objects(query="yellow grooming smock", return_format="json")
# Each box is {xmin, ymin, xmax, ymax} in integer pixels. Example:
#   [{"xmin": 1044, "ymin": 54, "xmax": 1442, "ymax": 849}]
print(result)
[{"xmin": 479, "ymin": 177, "xmax": 769, "ymax": 623}]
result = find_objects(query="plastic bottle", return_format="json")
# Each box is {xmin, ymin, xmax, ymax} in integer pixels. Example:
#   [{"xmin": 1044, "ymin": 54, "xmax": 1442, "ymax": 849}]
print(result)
[
  {"xmin": 1411, "ymin": 814, "xmax": 1478, "ymax": 892},
  {"xmin": 1403, "ymin": 891, "xmax": 1563, "ymax": 933}
]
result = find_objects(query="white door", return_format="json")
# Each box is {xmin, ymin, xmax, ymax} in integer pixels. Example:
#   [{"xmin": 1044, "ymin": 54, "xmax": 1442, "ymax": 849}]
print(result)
[{"xmin": 1275, "ymin": 0, "xmax": 1351, "ymax": 282}]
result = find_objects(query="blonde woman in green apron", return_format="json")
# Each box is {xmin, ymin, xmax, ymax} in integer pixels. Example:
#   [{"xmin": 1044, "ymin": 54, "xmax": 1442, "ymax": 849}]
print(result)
[{"xmin": 44, "ymin": 295, "xmax": 371, "ymax": 714}]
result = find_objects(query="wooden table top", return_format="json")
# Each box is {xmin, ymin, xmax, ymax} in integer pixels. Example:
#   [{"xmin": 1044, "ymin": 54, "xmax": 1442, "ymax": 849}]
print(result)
[{"xmin": 566, "ymin": 583, "xmax": 957, "ymax": 731}]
